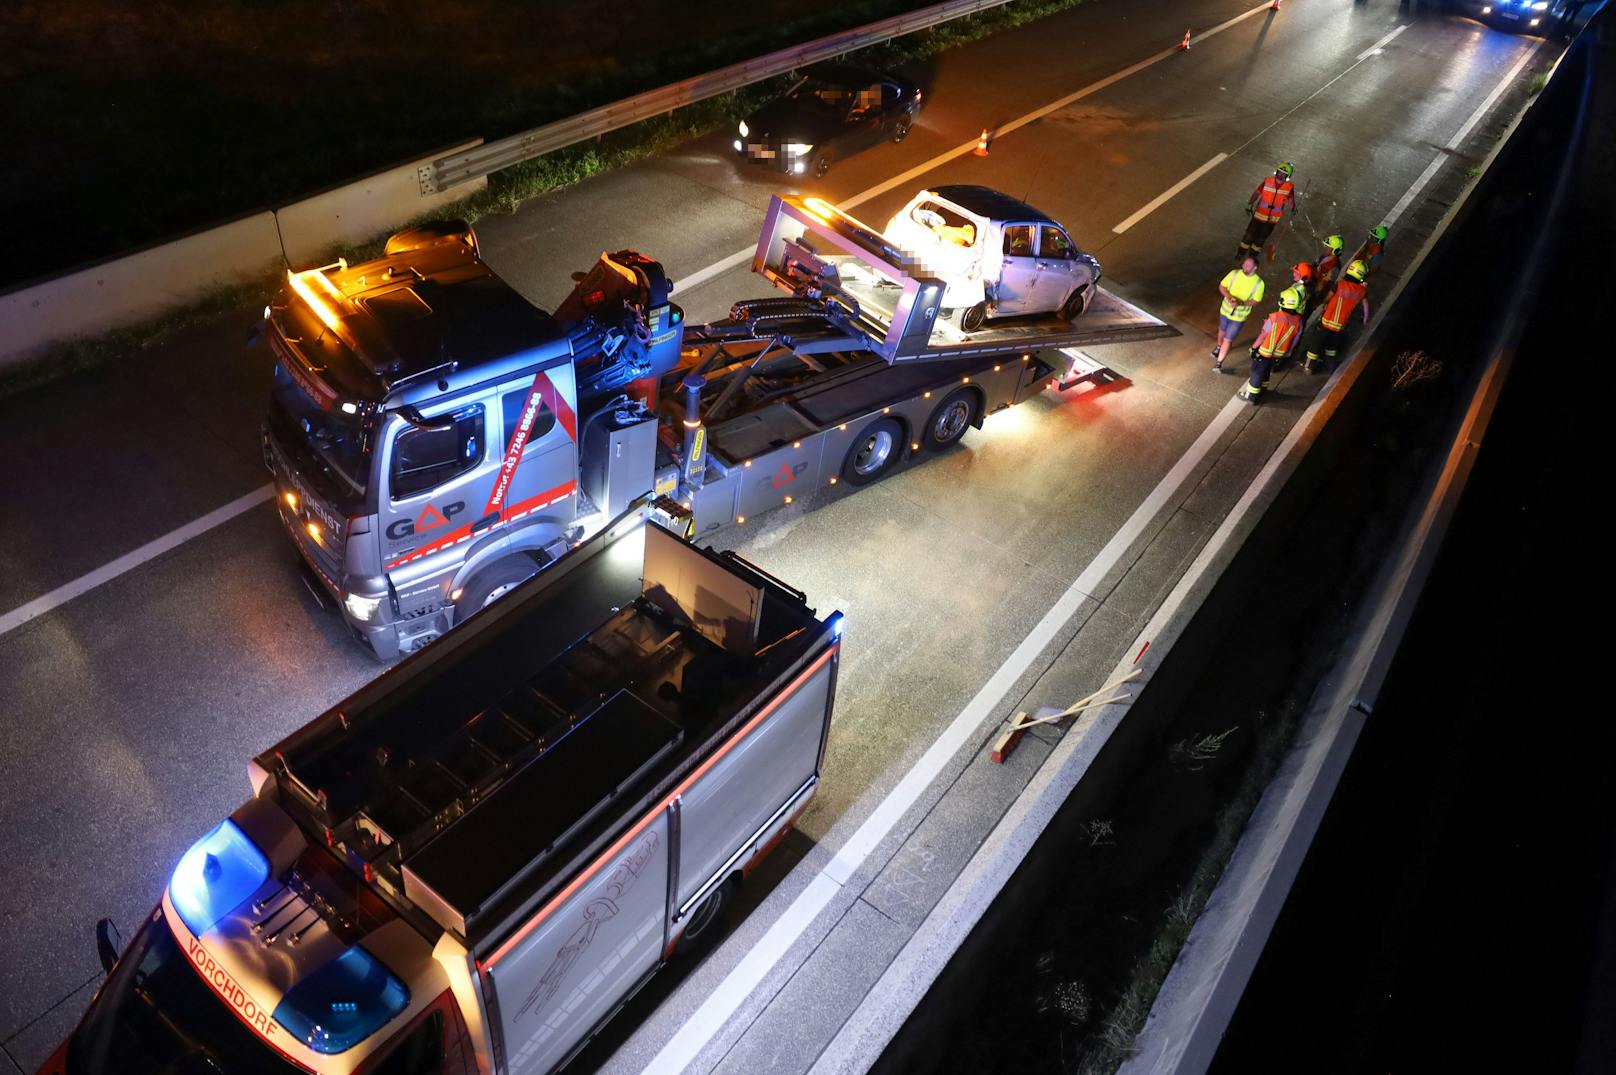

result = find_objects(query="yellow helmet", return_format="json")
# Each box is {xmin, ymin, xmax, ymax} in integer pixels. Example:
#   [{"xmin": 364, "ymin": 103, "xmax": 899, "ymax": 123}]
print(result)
[
  {"xmin": 1325, "ymin": 234, "xmax": 1344, "ymax": 254},
  {"xmin": 1278, "ymin": 286, "xmax": 1304, "ymax": 312},
  {"xmin": 1345, "ymin": 260, "xmax": 1368, "ymax": 282}
]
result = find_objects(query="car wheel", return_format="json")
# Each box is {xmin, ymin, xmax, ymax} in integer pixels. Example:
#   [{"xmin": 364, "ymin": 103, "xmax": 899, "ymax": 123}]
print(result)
[
  {"xmin": 924, "ymin": 388, "xmax": 980, "ymax": 450},
  {"xmin": 959, "ymin": 302, "xmax": 988, "ymax": 332},
  {"xmin": 1059, "ymin": 284, "xmax": 1091, "ymax": 322},
  {"xmin": 891, "ymin": 117, "xmax": 912, "ymax": 143},
  {"xmin": 676, "ymin": 878, "xmax": 738, "ymax": 955},
  {"xmin": 841, "ymin": 417, "xmax": 904, "ymax": 486},
  {"xmin": 455, "ymin": 553, "xmax": 545, "ymax": 622},
  {"xmin": 812, "ymin": 152, "xmax": 833, "ymax": 178}
]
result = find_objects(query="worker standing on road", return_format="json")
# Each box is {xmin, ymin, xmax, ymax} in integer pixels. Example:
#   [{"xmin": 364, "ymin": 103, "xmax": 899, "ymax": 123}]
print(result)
[
  {"xmin": 1315, "ymin": 234, "xmax": 1345, "ymax": 294},
  {"xmin": 1239, "ymin": 286, "xmax": 1305, "ymax": 403},
  {"xmin": 1303, "ymin": 261, "xmax": 1371, "ymax": 373},
  {"xmin": 1213, "ymin": 254, "xmax": 1266, "ymax": 372},
  {"xmin": 1351, "ymin": 225, "xmax": 1389, "ymax": 279},
  {"xmin": 1238, "ymin": 162, "xmax": 1297, "ymax": 260}
]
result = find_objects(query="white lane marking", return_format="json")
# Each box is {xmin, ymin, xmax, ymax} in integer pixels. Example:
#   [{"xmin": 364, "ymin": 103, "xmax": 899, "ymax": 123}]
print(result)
[
  {"xmin": 1383, "ymin": 40, "xmax": 1539, "ymax": 229},
  {"xmin": 642, "ymin": 397, "xmax": 1246, "ymax": 1074},
  {"xmin": 1108, "ymin": 23, "xmax": 1407, "ymax": 235},
  {"xmin": 1356, "ymin": 23, "xmax": 1409, "ymax": 62},
  {"xmin": 0, "ymin": 484, "xmax": 274, "ymax": 640},
  {"xmin": 1113, "ymin": 153, "xmax": 1230, "ymax": 234},
  {"xmin": 674, "ymin": 0, "xmax": 1281, "ymax": 298}
]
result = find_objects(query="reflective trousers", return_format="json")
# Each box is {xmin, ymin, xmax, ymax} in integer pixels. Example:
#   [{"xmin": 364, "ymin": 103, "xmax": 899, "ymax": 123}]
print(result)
[{"xmin": 1239, "ymin": 216, "xmax": 1277, "ymax": 256}]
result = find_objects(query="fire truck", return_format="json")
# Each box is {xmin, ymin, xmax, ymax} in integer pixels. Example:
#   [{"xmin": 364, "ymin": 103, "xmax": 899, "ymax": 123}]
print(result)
[
  {"xmin": 42, "ymin": 504, "xmax": 843, "ymax": 1075},
  {"xmin": 261, "ymin": 194, "xmax": 1174, "ymax": 658}
]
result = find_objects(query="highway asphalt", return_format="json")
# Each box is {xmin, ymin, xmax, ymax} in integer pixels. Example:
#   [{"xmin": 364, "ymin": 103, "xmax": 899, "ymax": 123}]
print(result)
[{"xmin": 0, "ymin": 0, "xmax": 1552, "ymax": 1071}]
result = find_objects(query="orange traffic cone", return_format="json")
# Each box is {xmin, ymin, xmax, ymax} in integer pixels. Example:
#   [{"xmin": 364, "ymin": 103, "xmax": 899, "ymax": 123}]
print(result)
[
  {"xmin": 1179, "ymin": 29, "xmax": 1192, "ymax": 50},
  {"xmin": 974, "ymin": 129, "xmax": 991, "ymax": 157}
]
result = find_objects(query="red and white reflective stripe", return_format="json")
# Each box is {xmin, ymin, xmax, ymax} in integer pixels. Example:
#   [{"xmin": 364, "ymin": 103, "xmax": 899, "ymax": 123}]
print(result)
[
  {"xmin": 482, "ymin": 644, "xmax": 839, "ymax": 970},
  {"xmin": 486, "ymin": 370, "xmax": 577, "ymax": 522},
  {"xmin": 385, "ymin": 480, "xmax": 576, "ymax": 570}
]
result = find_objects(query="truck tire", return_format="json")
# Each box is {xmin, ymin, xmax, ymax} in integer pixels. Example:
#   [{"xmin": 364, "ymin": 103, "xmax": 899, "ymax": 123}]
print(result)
[
  {"xmin": 1059, "ymin": 283, "xmax": 1092, "ymax": 322},
  {"xmin": 959, "ymin": 302, "xmax": 988, "ymax": 332},
  {"xmin": 455, "ymin": 554, "xmax": 546, "ymax": 622},
  {"xmin": 841, "ymin": 417, "xmax": 904, "ymax": 486},
  {"xmin": 924, "ymin": 388, "xmax": 980, "ymax": 450},
  {"xmin": 675, "ymin": 877, "xmax": 738, "ymax": 955}
]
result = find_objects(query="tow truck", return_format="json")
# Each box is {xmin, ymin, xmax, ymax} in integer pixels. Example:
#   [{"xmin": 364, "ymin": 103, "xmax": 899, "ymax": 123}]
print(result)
[
  {"xmin": 43, "ymin": 503, "xmax": 843, "ymax": 1075},
  {"xmin": 262, "ymin": 194, "xmax": 1175, "ymax": 658}
]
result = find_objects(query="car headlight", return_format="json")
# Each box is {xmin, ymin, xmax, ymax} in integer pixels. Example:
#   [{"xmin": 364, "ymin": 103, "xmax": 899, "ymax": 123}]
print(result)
[
  {"xmin": 343, "ymin": 592, "xmax": 383, "ymax": 622},
  {"xmin": 1533, "ymin": 1, "xmax": 1547, "ymax": 8},
  {"xmin": 733, "ymin": 139, "xmax": 743, "ymax": 152},
  {"xmin": 785, "ymin": 143, "xmax": 814, "ymax": 156},
  {"xmin": 738, "ymin": 120, "xmax": 749, "ymax": 137}
]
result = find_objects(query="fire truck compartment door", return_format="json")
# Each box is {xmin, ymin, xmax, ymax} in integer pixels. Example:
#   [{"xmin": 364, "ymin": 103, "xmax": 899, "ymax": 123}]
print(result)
[{"xmin": 485, "ymin": 813, "xmax": 669, "ymax": 1075}]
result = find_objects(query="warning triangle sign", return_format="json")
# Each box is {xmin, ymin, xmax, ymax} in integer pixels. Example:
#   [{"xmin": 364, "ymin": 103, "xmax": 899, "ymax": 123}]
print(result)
[
  {"xmin": 771, "ymin": 463, "xmax": 796, "ymax": 489},
  {"xmin": 415, "ymin": 503, "xmax": 448, "ymax": 531}
]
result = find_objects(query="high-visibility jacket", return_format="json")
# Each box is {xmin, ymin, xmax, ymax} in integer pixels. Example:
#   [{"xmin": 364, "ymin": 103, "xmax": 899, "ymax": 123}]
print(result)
[
  {"xmin": 1250, "ymin": 176, "xmax": 1296, "ymax": 223},
  {"xmin": 1254, "ymin": 309, "xmax": 1303, "ymax": 357},
  {"xmin": 1321, "ymin": 278, "xmax": 1368, "ymax": 331},
  {"xmin": 1316, "ymin": 251, "xmax": 1341, "ymax": 289},
  {"xmin": 1219, "ymin": 270, "xmax": 1266, "ymax": 321},
  {"xmin": 1352, "ymin": 238, "xmax": 1385, "ymax": 273}
]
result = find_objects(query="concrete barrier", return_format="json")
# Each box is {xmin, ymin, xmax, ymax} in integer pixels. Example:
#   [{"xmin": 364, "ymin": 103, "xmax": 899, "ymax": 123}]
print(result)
[
  {"xmin": 0, "ymin": 140, "xmax": 486, "ymax": 375},
  {"xmin": 0, "ymin": 213, "xmax": 285, "ymax": 370},
  {"xmin": 276, "ymin": 140, "xmax": 485, "ymax": 266}
]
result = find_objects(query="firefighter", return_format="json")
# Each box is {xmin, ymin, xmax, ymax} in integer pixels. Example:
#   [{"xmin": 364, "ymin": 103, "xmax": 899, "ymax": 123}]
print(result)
[
  {"xmin": 1239, "ymin": 286, "xmax": 1305, "ymax": 403},
  {"xmin": 1213, "ymin": 253, "xmax": 1266, "ymax": 372},
  {"xmin": 1350, "ymin": 225, "xmax": 1388, "ymax": 280},
  {"xmin": 1315, "ymin": 234, "xmax": 1345, "ymax": 294},
  {"xmin": 1303, "ymin": 260, "xmax": 1371, "ymax": 373},
  {"xmin": 1238, "ymin": 162, "xmax": 1297, "ymax": 260},
  {"xmin": 1290, "ymin": 261, "xmax": 1316, "ymax": 332}
]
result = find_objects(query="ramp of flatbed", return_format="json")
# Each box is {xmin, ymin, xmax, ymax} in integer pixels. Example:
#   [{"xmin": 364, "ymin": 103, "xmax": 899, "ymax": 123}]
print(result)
[{"xmin": 916, "ymin": 286, "xmax": 1179, "ymax": 359}]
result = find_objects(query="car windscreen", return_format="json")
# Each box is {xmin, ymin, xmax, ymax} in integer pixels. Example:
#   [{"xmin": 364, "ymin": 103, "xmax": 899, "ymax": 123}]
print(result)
[
  {"xmin": 270, "ymin": 357, "xmax": 371, "ymax": 501},
  {"xmin": 68, "ymin": 910, "xmax": 303, "ymax": 1075}
]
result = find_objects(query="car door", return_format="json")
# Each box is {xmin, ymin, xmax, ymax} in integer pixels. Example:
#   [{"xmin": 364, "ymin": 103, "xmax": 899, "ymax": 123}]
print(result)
[
  {"xmin": 996, "ymin": 223, "xmax": 1041, "ymax": 313},
  {"xmin": 840, "ymin": 83, "xmax": 886, "ymax": 154},
  {"xmin": 1032, "ymin": 224, "xmax": 1085, "ymax": 313}
]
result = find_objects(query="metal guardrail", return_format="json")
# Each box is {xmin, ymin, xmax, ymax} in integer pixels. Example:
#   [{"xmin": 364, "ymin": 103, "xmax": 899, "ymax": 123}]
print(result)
[{"xmin": 422, "ymin": 0, "xmax": 1021, "ymax": 193}]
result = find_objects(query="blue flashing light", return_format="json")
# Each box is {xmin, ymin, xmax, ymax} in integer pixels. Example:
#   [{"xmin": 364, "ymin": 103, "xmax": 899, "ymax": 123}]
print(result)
[
  {"xmin": 169, "ymin": 819, "xmax": 270, "ymax": 937},
  {"xmin": 272, "ymin": 945, "xmax": 410, "ymax": 1055},
  {"xmin": 828, "ymin": 612, "xmax": 845, "ymax": 641}
]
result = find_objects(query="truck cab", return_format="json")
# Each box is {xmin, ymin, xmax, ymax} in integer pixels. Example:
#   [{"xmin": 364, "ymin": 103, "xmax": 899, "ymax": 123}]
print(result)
[{"xmin": 261, "ymin": 225, "xmax": 679, "ymax": 659}]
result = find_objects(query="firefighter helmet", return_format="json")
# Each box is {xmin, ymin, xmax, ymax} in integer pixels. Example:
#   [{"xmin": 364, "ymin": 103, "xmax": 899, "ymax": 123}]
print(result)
[
  {"xmin": 1292, "ymin": 261, "xmax": 1314, "ymax": 281},
  {"xmin": 1369, "ymin": 225, "xmax": 1389, "ymax": 241},
  {"xmin": 1325, "ymin": 234, "xmax": 1345, "ymax": 253},
  {"xmin": 1278, "ymin": 286, "xmax": 1305, "ymax": 312},
  {"xmin": 1345, "ymin": 260, "xmax": 1368, "ymax": 282},
  {"xmin": 1277, "ymin": 162, "xmax": 1295, "ymax": 177}
]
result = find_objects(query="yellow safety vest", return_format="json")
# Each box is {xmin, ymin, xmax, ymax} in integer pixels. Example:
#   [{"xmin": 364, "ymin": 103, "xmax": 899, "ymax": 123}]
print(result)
[{"xmin": 1219, "ymin": 270, "xmax": 1265, "ymax": 321}]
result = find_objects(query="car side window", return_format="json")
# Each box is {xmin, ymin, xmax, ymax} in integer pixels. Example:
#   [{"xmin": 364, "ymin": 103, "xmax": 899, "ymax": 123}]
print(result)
[
  {"xmin": 391, "ymin": 404, "xmax": 484, "ymax": 501},
  {"xmin": 849, "ymin": 84, "xmax": 882, "ymax": 120},
  {"xmin": 913, "ymin": 201, "xmax": 977, "ymax": 246},
  {"xmin": 1003, "ymin": 225, "xmax": 1036, "ymax": 258},
  {"xmin": 1038, "ymin": 226, "xmax": 1077, "ymax": 259},
  {"xmin": 500, "ymin": 384, "xmax": 557, "ymax": 454}
]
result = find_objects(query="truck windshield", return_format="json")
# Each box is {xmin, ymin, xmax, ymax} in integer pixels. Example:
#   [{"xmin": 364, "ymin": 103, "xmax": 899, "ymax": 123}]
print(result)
[
  {"xmin": 68, "ymin": 910, "xmax": 301, "ymax": 1075},
  {"xmin": 271, "ymin": 359, "xmax": 371, "ymax": 500}
]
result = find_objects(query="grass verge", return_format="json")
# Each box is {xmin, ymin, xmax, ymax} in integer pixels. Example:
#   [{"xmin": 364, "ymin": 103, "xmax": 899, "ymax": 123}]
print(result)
[{"xmin": 3, "ymin": 0, "xmax": 1091, "ymax": 401}]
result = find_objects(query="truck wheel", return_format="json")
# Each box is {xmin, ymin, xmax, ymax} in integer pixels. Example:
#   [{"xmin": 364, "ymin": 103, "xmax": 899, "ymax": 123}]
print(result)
[
  {"xmin": 841, "ymin": 417, "xmax": 903, "ymax": 486},
  {"xmin": 924, "ymin": 388, "xmax": 980, "ymax": 450},
  {"xmin": 675, "ymin": 878, "xmax": 737, "ymax": 955},
  {"xmin": 455, "ymin": 554, "xmax": 545, "ymax": 621},
  {"xmin": 1059, "ymin": 284, "xmax": 1091, "ymax": 322},
  {"xmin": 959, "ymin": 302, "xmax": 987, "ymax": 332}
]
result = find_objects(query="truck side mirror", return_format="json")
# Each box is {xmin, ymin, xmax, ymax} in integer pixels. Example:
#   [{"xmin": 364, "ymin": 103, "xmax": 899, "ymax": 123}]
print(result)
[{"xmin": 95, "ymin": 918, "xmax": 122, "ymax": 974}]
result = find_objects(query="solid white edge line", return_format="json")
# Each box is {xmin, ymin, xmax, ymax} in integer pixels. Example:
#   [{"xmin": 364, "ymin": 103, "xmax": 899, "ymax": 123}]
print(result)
[
  {"xmin": 673, "ymin": 0, "xmax": 1280, "ymax": 300},
  {"xmin": 642, "ymin": 390, "xmax": 1246, "ymax": 1074},
  {"xmin": 1114, "ymin": 153, "xmax": 1230, "ymax": 235},
  {"xmin": 0, "ymin": 484, "xmax": 275, "ymax": 639},
  {"xmin": 1382, "ymin": 40, "xmax": 1538, "ymax": 229}
]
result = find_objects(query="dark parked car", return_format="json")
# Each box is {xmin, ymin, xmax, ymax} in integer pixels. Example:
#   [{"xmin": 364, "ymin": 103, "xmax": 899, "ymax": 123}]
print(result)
[
  {"xmin": 735, "ymin": 64, "xmax": 922, "ymax": 178},
  {"xmin": 1446, "ymin": 0, "xmax": 1572, "ymax": 34}
]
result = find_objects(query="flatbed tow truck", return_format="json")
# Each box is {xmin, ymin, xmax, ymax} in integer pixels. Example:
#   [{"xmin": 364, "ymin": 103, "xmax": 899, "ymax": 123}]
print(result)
[
  {"xmin": 42, "ymin": 504, "xmax": 843, "ymax": 1075},
  {"xmin": 261, "ymin": 194, "xmax": 1175, "ymax": 658}
]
